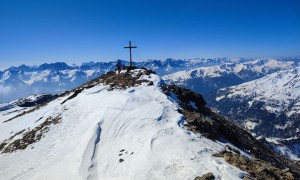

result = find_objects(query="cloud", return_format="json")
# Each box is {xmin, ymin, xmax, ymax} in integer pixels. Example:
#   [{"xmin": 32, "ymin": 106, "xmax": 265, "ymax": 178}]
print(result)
[{"xmin": 0, "ymin": 85, "xmax": 12, "ymax": 95}]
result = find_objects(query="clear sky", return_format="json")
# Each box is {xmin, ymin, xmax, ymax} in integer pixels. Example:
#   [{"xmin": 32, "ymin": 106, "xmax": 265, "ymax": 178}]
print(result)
[{"xmin": 0, "ymin": 0, "xmax": 300, "ymax": 69}]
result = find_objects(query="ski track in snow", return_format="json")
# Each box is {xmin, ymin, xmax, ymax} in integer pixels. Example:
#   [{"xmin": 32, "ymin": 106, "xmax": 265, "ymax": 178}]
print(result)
[{"xmin": 0, "ymin": 71, "xmax": 246, "ymax": 180}]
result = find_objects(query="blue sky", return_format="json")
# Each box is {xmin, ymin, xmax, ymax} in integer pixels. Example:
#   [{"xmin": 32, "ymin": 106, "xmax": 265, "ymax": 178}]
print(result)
[{"xmin": 0, "ymin": 0, "xmax": 299, "ymax": 68}]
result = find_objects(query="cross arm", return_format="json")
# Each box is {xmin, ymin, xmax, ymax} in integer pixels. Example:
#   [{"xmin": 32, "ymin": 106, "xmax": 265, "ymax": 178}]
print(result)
[{"xmin": 124, "ymin": 46, "xmax": 137, "ymax": 48}]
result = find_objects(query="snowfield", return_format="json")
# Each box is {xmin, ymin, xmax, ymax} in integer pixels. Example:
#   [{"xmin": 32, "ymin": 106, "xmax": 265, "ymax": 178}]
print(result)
[
  {"xmin": 217, "ymin": 67, "xmax": 300, "ymax": 116},
  {"xmin": 0, "ymin": 70, "xmax": 246, "ymax": 180}
]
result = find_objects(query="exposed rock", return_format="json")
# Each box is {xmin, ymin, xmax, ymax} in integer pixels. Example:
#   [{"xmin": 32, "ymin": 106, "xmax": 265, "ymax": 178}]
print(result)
[
  {"xmin": 104, "ymin": 70, "xmax": 151, "ymax": 90},
  {"xmin": 78, "ymin": 67, "xmax": 155, "ymax": 92},
  {"xmin": 61, "ymin": 89, "xmax": 83, "ymax": 104},
  {"xmin": 213, "ymin": 149, "xmax": 295, "ymax": 180},
  {"xmin": 13, "ymin": 94, "xmax": 58, "ymax": 107},
  {"xmin": 161, "ymin": 85, "xmax": 206, "ymax": 112},
  {"xmin": 4, "ymin": 100, "xmax": 56, "ymax": 123},
  {"xmin": 183, "ymin": 110, "xmax": 220, "ymax": 139},
  {"xmin": 194, "ymin": 172, "xmax": 215, "ymax": 180},
  {"xmin": 1, "ymin": 116, "xmax": 61, "ymax": 153}
]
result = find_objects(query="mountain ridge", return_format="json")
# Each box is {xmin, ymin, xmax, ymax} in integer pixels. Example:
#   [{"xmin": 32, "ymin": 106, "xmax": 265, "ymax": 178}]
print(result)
[
  {"xmin": 0, "ymin": 67, "xmax": 299, "ymax": 179},
  {"xmin": 211, "ymin": 67, "xmax": 300, "ymax": 160}
]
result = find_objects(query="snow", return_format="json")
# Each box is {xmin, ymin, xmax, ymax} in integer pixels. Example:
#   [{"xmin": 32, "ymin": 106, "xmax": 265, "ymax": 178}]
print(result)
[
  {"xmin": 0, "ymin": 71, "xmax": 246, "ymax": 180},
  {"xmin": 85, "ymin": 70, "xmax": 98, "ymax": 77},
  {"xmin": 162, "ymin": 71, "xmax": 191, "ymax": 84},
  {"xmin": 0, "ymin": 71, "xmax": 11, "ymax": 82},
  {"xmin": 223, "ymin": 67, "xmax": 300, "ymax": 116},
  {"xmin": 61, "ymin": 69, "xmax": 78, "ymax": 78},
  {"xmin": 244, "ymin": 121, "xmax": 258, "ymax": 130},
  {"xmin": 23, "ymin": 70, "xmax": 51, "ymax": 85},
  {"xmin": 163, "ymin": 58, "xmax": 295, "ymax": 85},
  {"xmin": 265, "ymin": 138, "xmax": 300, "ymax": 161},
  {"xmin": 216, "ymin": 95, "xmax": 225, "ymax": 101}
]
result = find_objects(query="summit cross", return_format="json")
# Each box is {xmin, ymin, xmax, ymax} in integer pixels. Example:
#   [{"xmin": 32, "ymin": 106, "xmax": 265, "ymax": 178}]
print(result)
[{"xmin": 124, "ymin": 41, "xmax": 137, "ymax": 67}]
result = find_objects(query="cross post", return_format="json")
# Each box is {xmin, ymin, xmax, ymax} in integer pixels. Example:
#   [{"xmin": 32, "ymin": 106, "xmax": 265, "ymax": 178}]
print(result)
[{"xmin": 124, "ymin": 41, "xmax": 137, "ymax": 67}]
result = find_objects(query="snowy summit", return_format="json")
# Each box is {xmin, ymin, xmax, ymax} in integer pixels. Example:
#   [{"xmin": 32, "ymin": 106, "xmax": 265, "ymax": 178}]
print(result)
[{"xmin": 0, "ymin": 68, "xmax": 299, "ymax": 180}]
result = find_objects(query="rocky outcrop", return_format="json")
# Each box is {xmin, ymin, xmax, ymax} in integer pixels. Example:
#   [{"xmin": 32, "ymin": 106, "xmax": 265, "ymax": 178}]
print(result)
[
  {"xmin": 213, "ymin": 146, "xmax": 295, "ymax": 180},
  {"xmin": 161, "ymin": 84, "xmax": 206, "ymax": 112},
  {"xmin": 61, "ymin": 89, "xmax": 83, "ymax": 104},
  {"xmin": 161, "ymin": 84, "xmax": 300, "ymax": 179},
  {"xmin": 194, "ymin": 172, "xmax": 215, "ymax": 180},
  {"xmin": 79, "ymin": 67, "xmax": 155, "ymax": 91},
  {"xmin": 13, "ymin": 94, "xmax": 58, "ymax": 107}
]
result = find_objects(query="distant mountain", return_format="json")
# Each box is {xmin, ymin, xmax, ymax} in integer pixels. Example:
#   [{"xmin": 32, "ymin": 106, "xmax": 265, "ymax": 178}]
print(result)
[
  {"xmin": 1, "ymin": 57, "xmax": 299, "ymax": 104},
  {"xmin": 212, "ymin": 67, "xmax": 300, "ymax": 159},
  {"xmin": 163, "ymin": 58, "xmax": 298, "ymax": 96},
  {"xmin": 0, "ymin": 58, "xmax": 250, "ymax": 103}
]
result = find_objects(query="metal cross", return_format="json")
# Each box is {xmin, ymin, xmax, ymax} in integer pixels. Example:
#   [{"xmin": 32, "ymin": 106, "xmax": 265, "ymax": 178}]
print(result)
[{"xmin": 124, "ymin": 41, "xmax": 137, "ymax": 67}]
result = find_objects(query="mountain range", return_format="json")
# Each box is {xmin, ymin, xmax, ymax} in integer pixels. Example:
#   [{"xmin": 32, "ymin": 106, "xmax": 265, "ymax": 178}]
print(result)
[
  {"xmin": 1, "ymin": 57, "xmax": 300, "ymax": 161},
  {"xmin": 163, "ymin": 58, "xmax": 299, "ymax": 96},
  {"xmin": 1, "ymin": 57, "xmax": 298, "ymax": 103}
]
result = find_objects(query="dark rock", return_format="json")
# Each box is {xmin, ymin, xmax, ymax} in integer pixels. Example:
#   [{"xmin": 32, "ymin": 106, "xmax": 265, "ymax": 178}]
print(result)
[
  {"xmin": 61, "ymin": 89, "xmax": 83, "ymax": 104},
  {"xmin": 14, "ymin": 94, "xmax": 58, "ymax": 107},
  {"xmin": 194, "ymin": 172, "xmax": 215, "ymax": 180}
]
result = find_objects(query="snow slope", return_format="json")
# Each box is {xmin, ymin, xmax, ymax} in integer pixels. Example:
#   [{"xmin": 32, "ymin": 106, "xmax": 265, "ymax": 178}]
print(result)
[
  {"xmin": 217, "ymin": 67, "xmax": 300, "ymax": 118},
  {"xmin": 214, "ymin": 67, "xmax": 300, "ymax": 159},
  {"xmin": 0, "ymin": 70, "xmax": 245, "ymax": 180}
]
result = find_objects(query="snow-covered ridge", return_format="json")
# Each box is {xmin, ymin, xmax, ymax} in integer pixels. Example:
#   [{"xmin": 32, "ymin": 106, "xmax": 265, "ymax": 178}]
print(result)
[{"xmin": 0, "ymin": 69, "xmax": 246, "ymax": 179}]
